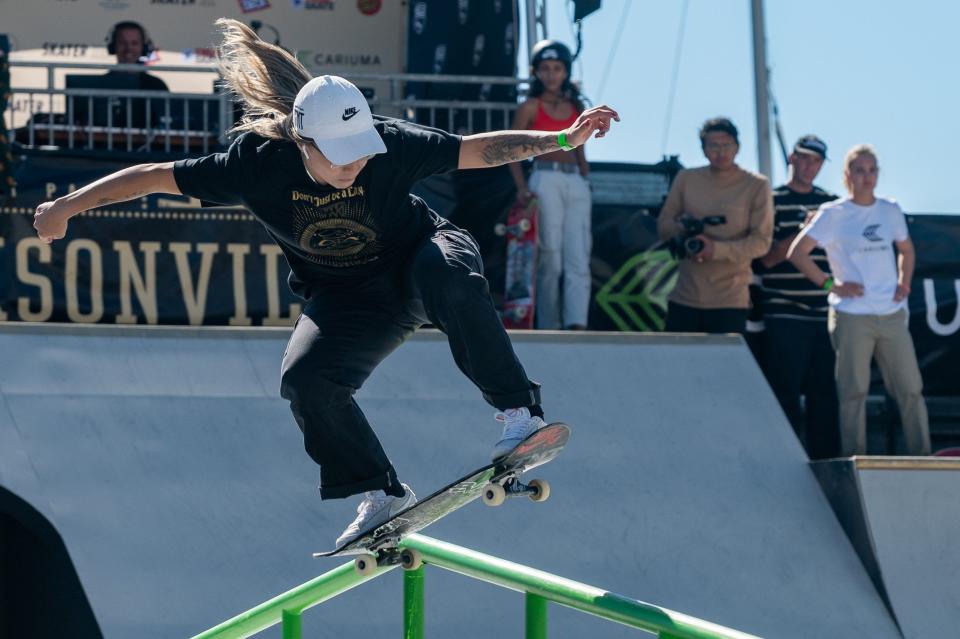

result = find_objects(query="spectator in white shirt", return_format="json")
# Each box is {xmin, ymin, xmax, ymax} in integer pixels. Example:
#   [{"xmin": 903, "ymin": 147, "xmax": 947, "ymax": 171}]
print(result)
[{"xmin": 788, "ymin": 144, "xmax": 929, "ymax": 456}]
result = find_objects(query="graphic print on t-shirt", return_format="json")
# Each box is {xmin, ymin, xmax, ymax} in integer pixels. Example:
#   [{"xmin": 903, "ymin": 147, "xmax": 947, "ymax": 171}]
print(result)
[
  {"xmin": 862, "ymin": 224, "xmax": 883, "ymax": 242},
  {"xmin": 800, "ymin": 197, "xmax": 908, "ymax": 316},
  {"xmin": 290, "ymin": 186, "xmax": 383, "ymax": 267}
]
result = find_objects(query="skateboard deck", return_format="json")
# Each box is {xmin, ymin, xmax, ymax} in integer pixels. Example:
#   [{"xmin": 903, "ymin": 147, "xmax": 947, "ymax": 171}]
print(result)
[
  {"xmin": 314, "ymin": 422, "xmax": 570, "ymax": 573},
  {"xmin": 496, "ymin": 196, "xmax": 539, "ymax": 329}
]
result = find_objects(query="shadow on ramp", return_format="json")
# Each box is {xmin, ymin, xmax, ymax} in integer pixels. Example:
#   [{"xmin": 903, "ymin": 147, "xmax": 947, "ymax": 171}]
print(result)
[{"xmin": 0, "ymin": 485, "xmax": 102, "ymax": 638}]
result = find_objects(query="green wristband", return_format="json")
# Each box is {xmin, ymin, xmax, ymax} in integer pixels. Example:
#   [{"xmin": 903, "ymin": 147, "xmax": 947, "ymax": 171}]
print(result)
[
  {"xmin": 557, "ymin": 131, "xmax": 575, "ymax": 152},
  {"xmin": 821, "ymin": 276, "xmax": 834, "ymax": 291}
]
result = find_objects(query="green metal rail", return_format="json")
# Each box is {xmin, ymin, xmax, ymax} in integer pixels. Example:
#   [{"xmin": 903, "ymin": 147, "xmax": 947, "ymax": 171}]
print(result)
[{"xmin": 191, "ymin": 534, "xmax": 762, "ymax": 639}]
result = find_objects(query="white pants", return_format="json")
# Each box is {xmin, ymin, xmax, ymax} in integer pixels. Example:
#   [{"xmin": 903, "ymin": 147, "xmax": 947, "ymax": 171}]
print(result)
[{"xmin": 529, "ymin": 168, "xmax": 593, "ymax": 329}]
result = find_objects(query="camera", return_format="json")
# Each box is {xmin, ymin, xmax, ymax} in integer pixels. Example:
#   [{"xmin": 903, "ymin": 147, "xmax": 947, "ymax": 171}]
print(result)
[{"xmin": 667, "ymin": 215, "xmax": 727, "ymax": 259}]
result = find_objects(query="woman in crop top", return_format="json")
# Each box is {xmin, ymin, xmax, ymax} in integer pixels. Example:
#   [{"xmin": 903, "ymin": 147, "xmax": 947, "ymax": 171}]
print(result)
[{"xmin": 509, "ymin": 40, "xmax": 592, "ymax": 330}]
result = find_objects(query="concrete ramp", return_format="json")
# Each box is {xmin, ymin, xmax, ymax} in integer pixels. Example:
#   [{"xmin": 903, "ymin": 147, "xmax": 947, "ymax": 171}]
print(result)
[
  {"xmin": 0, "ymin": 324, "xmax": 900, "ymax": 638},
  {"xmin": 814, "ymin": 457, "xmax": 960, "ymax": 638}
]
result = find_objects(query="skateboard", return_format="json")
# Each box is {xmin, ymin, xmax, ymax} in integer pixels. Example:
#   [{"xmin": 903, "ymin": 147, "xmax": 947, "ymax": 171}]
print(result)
[
  {"xmin": 495, "ymin": 196, "xmax": 539, "ymax": 329},
  {"xmin": 314, "ymin": 422, "xmax": 570, "ymax": 575}
]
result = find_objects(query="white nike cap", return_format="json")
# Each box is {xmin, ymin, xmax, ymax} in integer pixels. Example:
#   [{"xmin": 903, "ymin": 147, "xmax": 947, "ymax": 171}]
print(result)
[{"xmin": 292, "ymin": 75, "xmax": 386, "ymax": 166}]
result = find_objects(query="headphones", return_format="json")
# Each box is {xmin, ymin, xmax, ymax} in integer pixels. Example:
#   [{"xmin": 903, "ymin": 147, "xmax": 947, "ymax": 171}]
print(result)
[{"xmin": 106, "ymin": 21, "xmax": 154, "ymax": 59}]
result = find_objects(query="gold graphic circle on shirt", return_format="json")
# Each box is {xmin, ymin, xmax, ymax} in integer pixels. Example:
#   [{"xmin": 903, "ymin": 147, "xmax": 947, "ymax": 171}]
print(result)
[{"xmin": 299, "ymin": 218, "xmax": 376, "ymax": 257}]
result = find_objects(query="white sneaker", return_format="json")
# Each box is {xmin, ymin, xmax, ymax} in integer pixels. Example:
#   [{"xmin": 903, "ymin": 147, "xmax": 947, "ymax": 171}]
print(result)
[
  {"xmin": 491, "ymin": 407, "xmax": 546, "ymax": 461},
  {"xmin": 335, "ymin": 484, "xmax": 417, "ymax": 547}
]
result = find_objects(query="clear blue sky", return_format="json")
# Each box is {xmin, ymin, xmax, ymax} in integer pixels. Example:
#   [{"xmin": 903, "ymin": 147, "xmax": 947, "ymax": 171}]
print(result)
[{"xmin": 520, "ymin": 1, "xmax": 958, "ymax": 213}]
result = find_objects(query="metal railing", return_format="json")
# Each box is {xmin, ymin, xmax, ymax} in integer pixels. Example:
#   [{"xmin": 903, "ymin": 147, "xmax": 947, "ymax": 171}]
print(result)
[
  {"xmin": 190, "ymin": 534, "xmax": 762, "ymax": 639},
  {"xmin": 350, "ymin": 70, "xmax": 524, "ymax": 134},
  {"xmin": 17, "ymin": 88, "xmax": 225, "ymax": 155},
  {"xmin": 7, "ymin": 61, "xmax": 526, "ymax": 155},
  {"xmin": 8, "ymin": 60, "xmax": 226, "ymax": 155}
]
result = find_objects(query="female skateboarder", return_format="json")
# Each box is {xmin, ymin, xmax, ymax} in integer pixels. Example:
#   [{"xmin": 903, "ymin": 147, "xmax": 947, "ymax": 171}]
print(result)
[{"xmin": 32, "ymin": 19, "xmax": 618, "ymax": 545}]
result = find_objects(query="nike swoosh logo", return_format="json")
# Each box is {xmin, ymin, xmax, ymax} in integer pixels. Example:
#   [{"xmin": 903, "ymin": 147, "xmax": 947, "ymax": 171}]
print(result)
[{"xmin": 342, "ymin": 107, "xmax": 359, "ymax": 121}]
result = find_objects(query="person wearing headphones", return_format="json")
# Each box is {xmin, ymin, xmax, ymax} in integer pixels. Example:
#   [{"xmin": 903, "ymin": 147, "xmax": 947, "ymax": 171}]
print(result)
[
  {"xmin": 99, "ymin": 21, "xmax": 168, "ymax": 130},
  {"xmin": 509, "ymin": 40, "xmax": 592, "ymax": 330},
  {"xmin": 105, "ymin": 21, "xmax": 168, "ymax": 91}
]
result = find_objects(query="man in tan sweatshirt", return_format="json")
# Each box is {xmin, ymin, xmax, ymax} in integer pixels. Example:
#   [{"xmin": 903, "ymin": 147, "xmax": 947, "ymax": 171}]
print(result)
[{"xmin": 657, "ymin": 117, "xmax": 773, "ymax": 333}]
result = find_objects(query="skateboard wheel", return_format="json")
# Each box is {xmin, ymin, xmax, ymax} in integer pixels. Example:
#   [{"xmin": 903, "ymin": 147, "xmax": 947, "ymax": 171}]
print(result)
[
  {"xmin": 494, "ymin": 223, "xmax": 507, "ymax": 236},
  {"xmin": 518, "ymin": 219, "xmax": 532, "ymax": 232},
  {"xmin": 400, "ymin": 548, "xmax": 423, "ymax": 571},
  {"xmin": 482, "ymin": 482, "xmax": 506, "ymax": 507},
  {"xmin": 354, "ymin": 554, "xmax": 378, "ymax": 576},
  {"xmin": 528, "ymin": 479, "xmax": 550, "ymax": 502}
]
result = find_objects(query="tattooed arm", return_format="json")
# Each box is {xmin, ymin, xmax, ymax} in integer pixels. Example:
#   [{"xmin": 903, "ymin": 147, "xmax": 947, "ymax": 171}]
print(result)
[
  {"xmin": 34, "ymin": 162, "xmax": 180, "ymax": 243},
  {"xmin": 458, "ymin": 105, "xmax": 620, "ymax": 170}
]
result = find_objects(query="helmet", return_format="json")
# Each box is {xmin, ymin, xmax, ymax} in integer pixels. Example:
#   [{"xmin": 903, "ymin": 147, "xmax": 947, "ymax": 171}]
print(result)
[{"xmin": 530, "ymin": 40, "xmax": 572, "ymax": 72}]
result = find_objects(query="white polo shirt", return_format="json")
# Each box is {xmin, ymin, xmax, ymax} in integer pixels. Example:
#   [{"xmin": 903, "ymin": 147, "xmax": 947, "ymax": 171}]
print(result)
[{"xmin": 798, "ymin": 197, "xmax": 909, "ymax": 315}]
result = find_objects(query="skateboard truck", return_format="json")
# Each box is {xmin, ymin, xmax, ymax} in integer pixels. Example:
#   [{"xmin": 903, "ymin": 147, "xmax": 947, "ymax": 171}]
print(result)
[
  {"xmin": 503, "ymin": 306, "xmax": 530, "ymax": 321},
  {"xmin": 354, "ymin": 545, "xmax": 424, "ymax": 576},
  {"xmin": 481, "ymin": 474, "xmax": 550, "ymax": 507},
  {"xmin": 494, "ymin": 218, "xmax": 532, "ymax": 238}
]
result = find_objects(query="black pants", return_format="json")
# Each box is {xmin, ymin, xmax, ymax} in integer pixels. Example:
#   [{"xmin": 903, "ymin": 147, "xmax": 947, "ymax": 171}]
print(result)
[
  {"xmin": 762, "ymin": 318, "xmax": 840, "ymax": 459},
  {"xmin": 280, "ymin": 229, "xmax": 541, "ymax": 500},
  {"xmin": 665, "ymin": 301, "xmax": 748, "ymax": 335}
]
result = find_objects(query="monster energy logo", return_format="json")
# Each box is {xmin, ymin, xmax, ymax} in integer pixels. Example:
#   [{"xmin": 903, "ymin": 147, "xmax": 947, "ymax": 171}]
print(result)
[{"xmin": 595, "ymin": 249, "xmax": 677, "ymax": 331}]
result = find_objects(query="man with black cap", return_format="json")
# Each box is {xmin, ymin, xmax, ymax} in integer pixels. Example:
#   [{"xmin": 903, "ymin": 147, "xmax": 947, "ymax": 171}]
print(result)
[{"xmin": 755, "ymin": 135, "xmax": 839, "ymax": 459}]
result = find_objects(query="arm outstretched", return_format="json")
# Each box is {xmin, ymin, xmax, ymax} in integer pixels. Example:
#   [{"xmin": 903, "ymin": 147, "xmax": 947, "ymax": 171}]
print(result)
[
  {"xmin": 458, "ymin": 105, "xmax": 619, "ymax": 170},
  {"xmin": 33, "ymin": 162, "xmax": 180, "ymax": 243}
]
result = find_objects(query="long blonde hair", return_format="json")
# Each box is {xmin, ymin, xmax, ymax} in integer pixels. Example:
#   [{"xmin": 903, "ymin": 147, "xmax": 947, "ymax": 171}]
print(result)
[{"xmin": 215, "ymin": 18, "xmax": 312, "ymax": 141}]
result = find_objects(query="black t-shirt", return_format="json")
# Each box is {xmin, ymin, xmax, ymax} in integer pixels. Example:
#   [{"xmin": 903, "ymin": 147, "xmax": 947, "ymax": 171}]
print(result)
[
  {"xmin": 136, "ymin": 71, "xmax": 168, "ymax": 92},
  {"xmin": 758, "ymin": 184, "xmax": 838, "ymax": 321},
  {"xmin": 80, "ymin": 71, "xmax": 168, "ymax": 128},
  {"xmin": 173, "ymin": 117, "xmax": 462, "ymax": 297},
  {"xmin": 100, "ymin": 70, "xmax": 168, "ymax": 92},
  {"xmin": 135, "ymin": 72, "xmax": 168, "ymax": 128}
]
